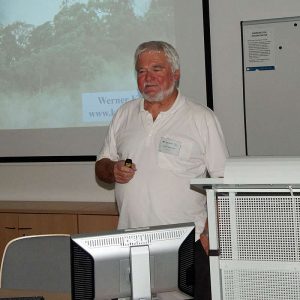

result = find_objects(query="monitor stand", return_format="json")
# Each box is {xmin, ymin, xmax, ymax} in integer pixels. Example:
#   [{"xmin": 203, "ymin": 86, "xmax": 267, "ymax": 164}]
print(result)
[{"xmin": 130, "ymin": 245, "xmax": 152, "ymax": 300}]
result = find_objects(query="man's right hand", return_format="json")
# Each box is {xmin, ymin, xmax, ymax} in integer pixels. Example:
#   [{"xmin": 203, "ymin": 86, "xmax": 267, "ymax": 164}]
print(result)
[{"xmin": 113, "ymin": 160, "xmax": 136, "ymax": 184}]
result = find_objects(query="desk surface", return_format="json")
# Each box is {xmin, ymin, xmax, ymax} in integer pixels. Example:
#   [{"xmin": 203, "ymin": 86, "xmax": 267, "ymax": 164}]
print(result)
[{"xmin": 0, "ymin": 289, "xmax": 71, "ymax": 300}]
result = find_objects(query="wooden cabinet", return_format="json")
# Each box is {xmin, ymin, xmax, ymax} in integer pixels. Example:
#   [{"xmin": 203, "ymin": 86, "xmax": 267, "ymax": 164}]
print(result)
[
  {"xmin": 0, "ymin": 213, "xmax": 19, "ymax": 261},
  {"xmin": 0, "ymin": 201, "xmax": 119, "ymax": 263},
  {"xmin": 0, "ymin": 213, "xmax": 78, "ymax": 260},
  {"xmin": 19, "ymin": 213, "xmax": 78, "ymax": 236},
  {"xmin": 78, "ymin": 214, "xmax": 119, "ymax": 233}
]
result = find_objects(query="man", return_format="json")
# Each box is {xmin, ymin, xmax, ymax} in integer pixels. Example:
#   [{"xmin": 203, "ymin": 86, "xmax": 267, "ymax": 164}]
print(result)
[{"xmin": 95, "ymin": 41, "xmax": 228, "ymax": 299}]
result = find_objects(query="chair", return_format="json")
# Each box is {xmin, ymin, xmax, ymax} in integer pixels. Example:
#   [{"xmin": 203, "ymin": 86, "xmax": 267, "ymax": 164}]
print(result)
[{"xmin": 0, "ymin": 234, "xmax": 71, "ymax": 293}]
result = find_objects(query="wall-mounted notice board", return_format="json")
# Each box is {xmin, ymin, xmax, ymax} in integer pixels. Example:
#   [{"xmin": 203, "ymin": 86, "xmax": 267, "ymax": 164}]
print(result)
[{"xmin": 242, "ymin": 16, "xmax": 300, "ymax": 155}]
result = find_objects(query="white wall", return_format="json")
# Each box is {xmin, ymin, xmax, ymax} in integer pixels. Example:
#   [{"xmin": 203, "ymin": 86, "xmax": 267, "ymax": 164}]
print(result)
[
  {"xmin": 209, "ymin": 0, "xmax": 300, "ymax": 156},
  {"xmin": 0, "ymin": 162, "xmax": 114, "ymax": 202}
]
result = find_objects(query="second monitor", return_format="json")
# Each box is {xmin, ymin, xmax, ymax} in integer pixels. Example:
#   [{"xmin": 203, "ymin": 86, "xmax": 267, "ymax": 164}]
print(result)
[{"xmin": 70, "ymin": 222, "xmax": 195, "ymax": 300}]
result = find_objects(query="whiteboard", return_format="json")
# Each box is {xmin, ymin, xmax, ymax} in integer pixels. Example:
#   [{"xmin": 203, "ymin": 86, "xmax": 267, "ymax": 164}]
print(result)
[{"xmin": 242, "ymin": 16, "xmax": 300, "ymax": 155}]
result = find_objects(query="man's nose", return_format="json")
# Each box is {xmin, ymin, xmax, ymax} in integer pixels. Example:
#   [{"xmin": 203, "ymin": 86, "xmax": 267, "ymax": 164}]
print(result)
[{"xmin": 145, "ymin": 70, "xmax": 155, "ymax": 80}]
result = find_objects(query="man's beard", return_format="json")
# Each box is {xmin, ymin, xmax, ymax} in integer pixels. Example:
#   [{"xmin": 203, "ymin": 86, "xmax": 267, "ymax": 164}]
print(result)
[{"xmin": 140, "ymin": 81, "xmax": 176, "ymax": 102}]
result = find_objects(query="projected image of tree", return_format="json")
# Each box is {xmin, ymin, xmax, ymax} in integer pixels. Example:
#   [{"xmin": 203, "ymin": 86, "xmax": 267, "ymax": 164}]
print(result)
[{"xmin": 0, "ymin": 0, "xmax": 175, "ymax": 129}]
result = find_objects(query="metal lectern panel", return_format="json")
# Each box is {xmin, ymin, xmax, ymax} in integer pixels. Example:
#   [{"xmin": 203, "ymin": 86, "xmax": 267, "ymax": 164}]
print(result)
[{"xmin": 216, "ymin": 192, "xmax": 300, "ymax": 300}]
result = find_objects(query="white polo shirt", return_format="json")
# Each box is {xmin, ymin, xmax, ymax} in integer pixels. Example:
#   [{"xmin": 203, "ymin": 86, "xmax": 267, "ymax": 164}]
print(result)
[{"xmin": 98, "ymin": 92, "xmax": 228, "ymax": 238}]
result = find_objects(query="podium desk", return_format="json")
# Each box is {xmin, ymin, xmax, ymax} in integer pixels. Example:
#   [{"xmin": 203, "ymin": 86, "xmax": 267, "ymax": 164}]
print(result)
[{"xmin": 191, "ymin": 156, "xmax": 300, "ymax": 300}]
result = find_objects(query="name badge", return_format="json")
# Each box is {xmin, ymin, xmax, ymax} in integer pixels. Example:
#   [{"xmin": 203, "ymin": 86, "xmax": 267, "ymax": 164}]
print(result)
[{"xmin": 159, "ymin": 137, "xmax": 181, "ymax": 156}]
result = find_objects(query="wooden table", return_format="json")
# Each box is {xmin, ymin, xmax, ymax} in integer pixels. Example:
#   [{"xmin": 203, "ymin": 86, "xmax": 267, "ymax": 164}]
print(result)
[{"xmin": 0, "ymin": 289, "xmax": 71, "ymax": 299}]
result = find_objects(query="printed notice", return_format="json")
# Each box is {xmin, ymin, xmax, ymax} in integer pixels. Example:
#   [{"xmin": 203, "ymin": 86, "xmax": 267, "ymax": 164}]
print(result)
[
  {"xmin": 82, "ymin": 90, "xmax": 140, "ymax": 124},
  {"xmin": 244, "ymin": 28, "xmax": 275, "ymax": 71}
]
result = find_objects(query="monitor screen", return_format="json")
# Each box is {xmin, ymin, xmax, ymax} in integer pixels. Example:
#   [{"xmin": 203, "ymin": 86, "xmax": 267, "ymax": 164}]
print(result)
[{"xmin": 70, "ymin": 222, "xmax": 195, "ymax": 300}]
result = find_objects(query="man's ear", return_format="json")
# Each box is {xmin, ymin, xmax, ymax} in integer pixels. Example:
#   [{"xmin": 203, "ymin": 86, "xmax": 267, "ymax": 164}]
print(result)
[{"xmin": 174, "ymin": 69, "xmax": 180, "ymax": 82}]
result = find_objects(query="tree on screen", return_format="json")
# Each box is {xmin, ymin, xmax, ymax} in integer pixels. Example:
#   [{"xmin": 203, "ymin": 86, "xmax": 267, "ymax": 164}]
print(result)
[{"xmin": 0, "ymin": 0, "xmax": 175, "ymax": 128}]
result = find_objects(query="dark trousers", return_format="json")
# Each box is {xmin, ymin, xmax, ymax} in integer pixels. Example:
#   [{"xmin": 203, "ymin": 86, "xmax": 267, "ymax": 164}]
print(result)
[{"xmin": 194, "ymin": 240, "xmax": 211, "ymax": 300}]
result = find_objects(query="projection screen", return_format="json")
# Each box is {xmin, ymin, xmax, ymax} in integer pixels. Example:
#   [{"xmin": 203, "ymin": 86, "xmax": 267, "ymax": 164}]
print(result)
[{"xmin": 0, "ymin": 0, "xmax": 206, "ymax": 159}]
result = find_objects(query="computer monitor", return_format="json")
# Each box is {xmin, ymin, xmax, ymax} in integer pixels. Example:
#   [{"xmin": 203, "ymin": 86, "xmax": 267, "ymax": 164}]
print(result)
[{"xmin": 70, "ymin": 222, "xmax": 195, "ymax": 300}]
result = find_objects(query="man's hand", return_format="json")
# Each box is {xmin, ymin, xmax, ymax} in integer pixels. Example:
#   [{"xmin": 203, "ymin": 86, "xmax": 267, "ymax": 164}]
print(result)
[
  {"xmin": 200, "ymin": 218, "xmax": 209, "ymax": 255},
  {"xmin": 200, "ymin": 231, "xmax": 209, "ymax": 255},
  {"xmin": 113, "ymin": 160, "xmax": 136, "ymax": 184}
]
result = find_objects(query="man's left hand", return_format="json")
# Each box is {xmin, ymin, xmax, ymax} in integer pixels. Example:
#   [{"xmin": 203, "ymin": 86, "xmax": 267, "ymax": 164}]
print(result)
[{"xmin": 200, "ymin": 232, "xmax": 209, "ymax": 255}]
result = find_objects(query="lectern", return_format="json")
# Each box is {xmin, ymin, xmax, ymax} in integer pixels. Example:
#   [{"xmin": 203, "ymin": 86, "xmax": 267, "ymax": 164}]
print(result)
[{"xmin": 191, "ymin": 157, "xmax": 300, "ymax": 300}]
